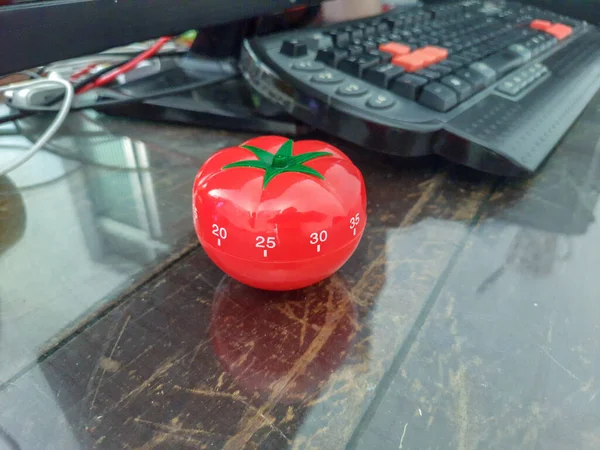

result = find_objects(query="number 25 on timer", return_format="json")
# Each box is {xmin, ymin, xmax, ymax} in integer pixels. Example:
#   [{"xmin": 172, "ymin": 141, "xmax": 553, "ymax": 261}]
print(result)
[{"xmin": 256, "ymin": 236, "xmax": 276, "ymax": 257}]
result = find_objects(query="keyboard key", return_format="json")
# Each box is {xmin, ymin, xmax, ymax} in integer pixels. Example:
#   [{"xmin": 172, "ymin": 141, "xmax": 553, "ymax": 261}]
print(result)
[
  {"xmin": 463, "ymin": 50, "xmax": 484, "ymax": 60},
  {"xmin": 391, "ymin": 74, "xmax": 429, "ymax": 100},
  {"xmin": 347, "ymin": 45, "xmax": 365, "ymax": 56},
  {"xmin": 350, "ymin": 28, "xmax": 364, "ymax": 41},
  {"xmin": 414, "ymin": 50, "xmax": 439, "ymax": 65},
  {"xmin": 364, "ymin": 63, "xmax": 405, "ymax": 87},
  {"xmin": 441, "ymin": 75, "xmax": 474, "ymax": 101},
  {"xmin": 530, "ymin": 19, "xmax": 552, "ymax": 31},
  {"xmin": 496, "ymin": 79, "xmax": 521, "ymax": 96},
  {"xmin": 420, "ymin": 46, "xmax": 449, "ymax": 63},
  {"xmin": 280, "ymin": 40, "xmax": 308, "ymax": 57},
  {"xmin": 545, "ymin": 23, "xmax": 573, "ymax": 40},
  {"xmin": 337, "ymin": 82, "xmax": 369, "ymax": 97},
  {"xmin": 406, "ymin": 47, "xmax": 438, "ymax": 62},
  {"xmin": 508, "ymin": 44, "xmax": 532, "ymax": 62},
  {"xmin": 387, "ymin": 33, "xmax": 404, "ymax": 43},
  {"xmin": 449, "ymin": 55, "xmax": 471, "ymax": 66},
  {"xmin": 415, "ymin": 68, "xmax": 442, "ymax": 81},
  {"xmin": 338, "ymin": 55, "xmax": 380, "ymax": 77},
  {"xmin": 366, "ymin": 49, "xmax": 393, "ymax": 64},
  {"xmin": 383, "ymin": 17, "xmax": 399, "ymax": 29},
  {"xmin": 379, "ymin": 42, "xmax": 411, "ymax": 57},
  {"xmin": 361, "ymin": 25, "xmax": 376, "ymax": 37},
  {"xmin": 311, "ymin": 71, "xmax": 345, "ymax": 84},
  {"xmin": 306, "ymin": 35, "xmax": 331, "ymax": 51},
  {"xmin": 398, "ymin": 28, "xmax": 414, "ymax": 37},
  {"xmin": 468, "ymin": 62, "xmax": 497, "ymax": 85},
  {"xmin": 362, "ymin": 39, "xmax": 378, "ymax": 51},
  {"xmin": 392, "ymin": 54, "xmax": 428, "ymax": 72},
  {"xmin": 327, "ymin": 31, "xmax": 350, "ymax": 48},
  {"xmin": 428, "ymin": 63, "xmax": 452, "ymax": 75},
  {"xmin": 522, "ymin": 37, "xmax": 546, "ymax": 56},
  {"xmin": 478, "ymin": 50, "xmax": 523, "ymax": 77},
  {"xmin": 539, "ymin": 34, "xmax": 558, "ymax": 50},
  {"xmin": 455, "ymin": 68, "xmax": 487, "ymax": 91},
  {"xmin": 418, "ymin": 82, "xmax": 459, "ymax": 112},
  {"xmin": 367, "ymin": 93, "xmax": 396, "ymax": 110},
  {"xmin": 375, "ymin": 21, "xmax": 390, "ymax": 34},
  {"xmin": 316, "ymin": 48, "xmax": 348, "ymax": 67},
  {"xmin": 292, "ymin": 61, "xmax": 325, "ymax": 72},
  {"xmin": 451, "ymin": 43, "xmax": 465, "ymax": 53}
]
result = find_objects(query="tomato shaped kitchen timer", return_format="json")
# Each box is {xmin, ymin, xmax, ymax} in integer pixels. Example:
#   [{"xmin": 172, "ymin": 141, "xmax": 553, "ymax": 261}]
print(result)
[{"xmin": 192, "ymin": 136, "xmax": 367, "ymax": 291}]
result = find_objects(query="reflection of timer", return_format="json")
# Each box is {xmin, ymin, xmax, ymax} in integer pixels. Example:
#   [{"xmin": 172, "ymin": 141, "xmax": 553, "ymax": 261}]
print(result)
[
  {"xmin": 193, "ymin": 136, "xmax": 367, "ymax": 291},
  {"xmin": 210, "ymin": 276, "xmax": 357, "ymax": 401}
]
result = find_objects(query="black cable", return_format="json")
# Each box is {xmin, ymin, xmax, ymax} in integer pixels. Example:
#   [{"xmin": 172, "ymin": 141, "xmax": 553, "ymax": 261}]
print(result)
[
  {"xmin": 0, "ymin": 111, "xmax": 34, "ymax": 126},
  {"xmin": 69, "ymin": 51, "xmax": 188, "ymax": 94},
  {"xmin": 0, "ymin": 60, "xmax": 135, "ymax": 126},
  {"xmin": 74, "ymin": 62, "xmax": 126, "ymax": 91},
  {"xmin": 0, "ymin": 49, "xmax": 195, "ymax": 125},
  {"xmin": 0, "ymin": 64, "xmax": 125, "ymax": 125},
  {"xmin": 98, "ymin": 50, "xmax": 188, "ymax": 58},
  {"xmin": 83, "ymin": 77, "xmax": 234, "ymax": 110},
  {"xmin": 14, "ymin": 75, "xmax": 237, "ymax": 113},
  {"xmin": 0, "ymin": 75, "xmax": 227, "ymax": 125},
  {"xmin": 43, "ymin": 60, "xmax": 128, "ymax": 106},
  {"xmin": 1, "ymin": 47, "xmax": 233, "ymax": 126}
]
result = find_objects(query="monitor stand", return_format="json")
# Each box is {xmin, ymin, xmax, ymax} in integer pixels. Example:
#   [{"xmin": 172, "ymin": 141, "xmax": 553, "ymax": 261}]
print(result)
[{"xmin": 99, "ymin": 19, "xmax": 314, "ymax": 136}]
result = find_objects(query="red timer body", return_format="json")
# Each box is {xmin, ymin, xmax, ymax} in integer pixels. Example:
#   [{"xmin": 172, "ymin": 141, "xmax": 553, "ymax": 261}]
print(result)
[{"xmin": 193, "ymin": 136, "xmax": 367, "ymax": 291}]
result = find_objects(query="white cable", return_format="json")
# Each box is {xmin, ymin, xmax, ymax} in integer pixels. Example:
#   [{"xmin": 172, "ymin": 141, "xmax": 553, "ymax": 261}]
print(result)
[{"xmin": 0, "ymin": 78, "xmax": 74, "ymax": 176}]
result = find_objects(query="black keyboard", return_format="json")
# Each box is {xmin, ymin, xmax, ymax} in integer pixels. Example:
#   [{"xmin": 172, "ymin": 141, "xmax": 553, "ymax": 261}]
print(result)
[{"xmin": 240, "ymin": 1, "xmax": 600, "ymax": 176}]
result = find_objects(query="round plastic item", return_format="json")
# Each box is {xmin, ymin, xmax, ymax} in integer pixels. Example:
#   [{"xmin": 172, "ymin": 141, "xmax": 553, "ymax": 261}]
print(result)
[{"xmin": 193, "ymin": 136, "xmax": 367, "ymax": 291}]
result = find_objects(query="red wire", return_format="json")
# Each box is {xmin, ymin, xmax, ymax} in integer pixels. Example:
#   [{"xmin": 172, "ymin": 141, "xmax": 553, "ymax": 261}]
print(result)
[
  {"xmin": 77, "ymin": 36, "xmax": 173, "ymax": 94},
  {"xmin": 70, "ymin": 63, "xmax": 97, "ymax": 81}
]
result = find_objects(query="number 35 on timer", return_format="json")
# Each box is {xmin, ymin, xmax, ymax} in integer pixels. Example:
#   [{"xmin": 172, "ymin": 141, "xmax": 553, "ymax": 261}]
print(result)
[{"xmin": 193, "ymin": 136, "xmax": 367, "ymax": 291}]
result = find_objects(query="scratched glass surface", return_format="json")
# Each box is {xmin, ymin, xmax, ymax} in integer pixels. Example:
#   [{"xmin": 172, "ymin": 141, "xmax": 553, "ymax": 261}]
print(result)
[
  {"xmin": 0, "ymin": 107, "xmax": 252, "ymax": 386},
  {"xmin": 0, "ymin": 94, "xmax": 600, "ymax": 449}
]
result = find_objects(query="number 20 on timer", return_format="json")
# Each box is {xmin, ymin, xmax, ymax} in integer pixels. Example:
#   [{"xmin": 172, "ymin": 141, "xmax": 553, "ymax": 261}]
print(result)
[{"xmin": 193, "ymin": 136, "xmax": 367, "ymax": 290}]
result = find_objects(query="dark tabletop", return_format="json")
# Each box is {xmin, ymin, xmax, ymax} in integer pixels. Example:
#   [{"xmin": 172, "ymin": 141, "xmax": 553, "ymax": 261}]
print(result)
[{"xmin": 0, "ymin": 89, "xmax": 599, "ymax": 450}]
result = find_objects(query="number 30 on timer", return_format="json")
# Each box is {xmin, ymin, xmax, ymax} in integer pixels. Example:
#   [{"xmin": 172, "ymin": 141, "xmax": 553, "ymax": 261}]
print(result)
[{"xmin": 310, "ymin": 230, "xmax": 328, "ymax": 252}]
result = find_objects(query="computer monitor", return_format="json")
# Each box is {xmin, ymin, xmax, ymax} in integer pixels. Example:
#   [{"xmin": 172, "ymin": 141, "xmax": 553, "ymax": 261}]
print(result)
[{"xmin": 0, "ymin": 0, "xmax": 325, "ymax": 76}]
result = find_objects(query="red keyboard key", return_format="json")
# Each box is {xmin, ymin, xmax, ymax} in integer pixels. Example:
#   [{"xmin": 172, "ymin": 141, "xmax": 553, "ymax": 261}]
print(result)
[
  {"xmin": 418, "ymin": 46, "xmax": 449, "ymax": 64},
  {"xmin": 392, "ymin": 54, "xmax": 427, "ymax": 72},
  {"xmin": 546, "ymin": 23, "xmax": 573, "ymax": 40},
  {"xmin": 411, "ymin": 49, "xmax": 442, "ymax": 66},
  {"xmin": 379, "ymin": 42, "xmax": 411, "ymax": 57},
  {"xmin": 530, "ymin": 19, "xmax": 552, "ymax": 31},
  {"xmin": 416, "ymin": 53, "xmax": 438, "ymax": 66}
]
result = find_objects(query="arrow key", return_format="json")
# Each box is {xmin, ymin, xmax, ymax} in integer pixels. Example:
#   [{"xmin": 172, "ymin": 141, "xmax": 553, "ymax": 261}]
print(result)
[
  {"xmin": 419, "ymin": 82, "xmax": 459, "ymax": 112},
  {"xmin": 441, "ymin": 75, "xmax": 474, "ymax": 102}
]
